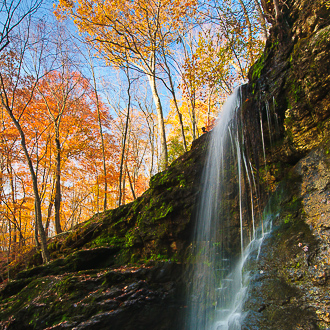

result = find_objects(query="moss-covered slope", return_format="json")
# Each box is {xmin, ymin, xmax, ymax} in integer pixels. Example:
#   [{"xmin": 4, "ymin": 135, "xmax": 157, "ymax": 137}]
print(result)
[{"xmin": 0, "ymin": 134, "xmax": 208, "ymax": 330}]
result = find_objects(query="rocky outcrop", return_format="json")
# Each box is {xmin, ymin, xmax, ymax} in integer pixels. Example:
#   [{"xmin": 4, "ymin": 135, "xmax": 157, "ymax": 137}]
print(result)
[
  {"xmin": 248, "ymin": 0, "xmax": 330, "ymax": 166},
  {"xmin": 0, "ymin": 262, "xmax": 186, "ymax": 330}
]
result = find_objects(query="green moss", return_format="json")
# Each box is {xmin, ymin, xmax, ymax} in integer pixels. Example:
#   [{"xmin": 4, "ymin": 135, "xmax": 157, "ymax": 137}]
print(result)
[
  {"xmin": 88, "ymin": 235, "xmax": 124, "ymax": 248},
  {"xmin": 149, "ymin": 170, "xmax": 173, "ymax": 188},
  {"xmin": 250, "ymin": 38, "xmax": 279, "ymax": 82},
  {"xmin": 286, "ymin": 99, "xmax": 292, "ymax": 110},
  {"xmin": 284, "ymin": 214, "xmax": 293, "ymax": 224},
  {"xmin": 54, "ymin": 275, "xmax": 76, "ymax": 295},
  {"xmin": 158, "ymin": 203, "xmax": 174, "ymax": 219},
  {"xmin": 292, "ymin": 82, "xmax": 302, "ymax": 102},
  {"xmin": 124, "ymin": 229, "xmax": 136, "ymax": 248},
  {"xmin": 147, "ymin": 253, "xmax": 169, "ymax": 262},
  {"xmin": 251, "ymin": 54, "xmax": 265, "ymax": 81},
  {"xmin": 0, "ymin": 277, "xmax": 54, "ymax": 320},
  {"xmin": 178, "ymin": 173, "xmax": 187, "ymax": 187},
  {"xmin": 83, "ymin": 220, "xmax": 92, "ymax": 227}
]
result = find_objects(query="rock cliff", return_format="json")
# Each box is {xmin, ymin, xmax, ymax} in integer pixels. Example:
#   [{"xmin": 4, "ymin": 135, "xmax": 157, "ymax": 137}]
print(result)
[{"xmin": 241, "ymin": 0, "xmax": 330, "ymax": 328}]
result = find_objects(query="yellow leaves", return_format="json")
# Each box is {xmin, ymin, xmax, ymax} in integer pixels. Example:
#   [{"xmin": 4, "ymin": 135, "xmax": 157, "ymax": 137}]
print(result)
[
  {"xmin": 58, "ymin": 0, "xmax": 74, "ymax": 8},
  {"xmin": 182, "ymin": 32, "xmax": 232, "ymax": 91},
  {"xmin": 54, "ymin": 0, "xmax": 75, "ymax": 21},
  {"xmin": 54, "ymin": 0, "xmax": 198, "ymax": 71}
]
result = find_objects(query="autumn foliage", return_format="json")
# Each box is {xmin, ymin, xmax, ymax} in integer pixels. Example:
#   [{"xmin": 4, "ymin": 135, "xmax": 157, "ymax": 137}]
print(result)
[
  {"xmin": 0, "ymin": 51, "xmax": 151, "ymax": 266},
  {"xmin": 0, "ymin": 0, "xmax": 267, "ymax": 266}
]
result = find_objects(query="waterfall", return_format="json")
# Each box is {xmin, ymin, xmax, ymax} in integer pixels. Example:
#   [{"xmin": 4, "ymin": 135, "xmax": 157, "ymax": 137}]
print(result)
[{"xmin": 186, "ymin": 86, "xmax": 273, "ymax": 330}]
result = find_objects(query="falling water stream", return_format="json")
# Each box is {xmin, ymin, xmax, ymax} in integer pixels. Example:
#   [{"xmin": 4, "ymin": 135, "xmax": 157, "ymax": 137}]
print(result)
[{"xmin": 186, "ymin": 86, "xmax": 275, "ymax": 330}]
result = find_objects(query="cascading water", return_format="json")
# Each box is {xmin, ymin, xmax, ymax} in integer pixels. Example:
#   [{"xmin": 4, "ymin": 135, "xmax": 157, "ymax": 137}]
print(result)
[{"xmin": 186, "ymin": 86, "xmax": 274, "ymax": 330}]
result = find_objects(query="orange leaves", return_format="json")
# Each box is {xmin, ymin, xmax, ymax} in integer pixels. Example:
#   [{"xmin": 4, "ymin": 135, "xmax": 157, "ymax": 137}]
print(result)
[{"xmin": 0, "ymin": 64, "xmax": 120, "ymax": 250}]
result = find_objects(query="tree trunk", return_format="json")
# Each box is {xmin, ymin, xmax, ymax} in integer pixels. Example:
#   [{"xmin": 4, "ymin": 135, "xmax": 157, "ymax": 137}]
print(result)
[
  {"xmin": 187, "ymin": 93, "xmax": 197, "ymax": 141},
  {"xmin": 162, "ymin": 50, "xmax": 187, "ymax": 152},
  {"xmin": 174, "ymin": 101, "xmax": 187, "ymax": 151},
  {"xmin": 207, "ymin": 87, "xmax": 215, "ymax": 128},
  {"xmin": 54, "ymin": 136, "xmax": 62, "ymax": 235},
  {"xmin": 7, "ymin": 215, "xmax": 11, "ymax": 280},
  {"xmin": 147, "ymin": 72, "xmax": 168, "ymax": 170},
  {"xmin": 96, "ymin": 173, "xmax": 100, "ymax": 213},
  {"xmin": 8, "ymin": 166, "xmax": 17, "ymax": 257},
  {"xmin": 45, "ymin": 198, "xmax": 54, "ymax": 237},
  {"xmin": 97, "ymin": 107, "xmax": 108, "ymax": 211},
  {"xmin": 89, "ymin": 50, "xmax": 108, "ymax": 210},
  {"xmin": 126, "ymin": 167, "xmax": 136, "ymax": 200},
  {"xmin": 238, "ymin": 0, "xmax": 254, "ymax": 61},
  {"xmin": 273, "ymin": 0, "xmax": 281, "ymax": 22},
  {"xmin": 254, "ymin": 0, "xmax": 268, "ymax": 40},
  {"xmin": 118, "ymin": 66, "xmax": 132, "ymax": 207},
  {"xmin": 34, "ymin": 190, "xmax": 49, "ymax": 263},
  {"xmin": 1, "ymin": 98, "xmax": 50, "ymax": 263},
  {"xmin": 45, "ymin": 180, "xmax": 55, "ymax": 237},
  {"xmin": 34, "ymin": 203, "xmax": 40, "ymax": 248},
  {"xmin": 28, "ymin": 147, "xmax": 50, "ymax": 262}
]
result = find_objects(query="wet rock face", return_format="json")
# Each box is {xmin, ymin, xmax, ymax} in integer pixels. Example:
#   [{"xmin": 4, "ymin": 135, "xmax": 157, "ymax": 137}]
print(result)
[
  {"xmin": 241, "ymin": 1, "xmax": 330, "ymax": 326},
  {"xmin": 283, "ymin": 22, "xmax": 330, "ymax": 157},
  {"xmin": 248, "ymin": 0, "xmax": 330, "ymax": 166},
  {"xmin": 242, "ymin": 144, "xmax": 330, "ymax": 329}
]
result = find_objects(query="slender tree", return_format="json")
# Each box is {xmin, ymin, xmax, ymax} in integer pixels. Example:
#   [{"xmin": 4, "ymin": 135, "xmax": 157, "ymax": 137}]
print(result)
[
  {"xmin": 118, "ymin": 65, "xmax": 132, "ymax": 206},
  {"xmin": 55, "ymin": 0, "xmax": 198, "ymax": 170},
  {"xmin": 0, "ymin": 45, "xmax": 50, "ymax": 263},
  {"xmin": 158, "ymin": 40, "xmax": 187, "ymax": 152},
  {"xmin": 84, "ymin": 46, "xmax": 108, "ymax": 211},
  {"xmin": 36, "ymin": 69, "xmax": 82, "ymax": 235}
]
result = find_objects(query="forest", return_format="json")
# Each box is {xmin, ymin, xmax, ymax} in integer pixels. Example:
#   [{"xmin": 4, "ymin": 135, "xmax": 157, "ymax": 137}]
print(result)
[{"xmin": 0, "ymin": 0, "xmax": 279, "ymax": 265}]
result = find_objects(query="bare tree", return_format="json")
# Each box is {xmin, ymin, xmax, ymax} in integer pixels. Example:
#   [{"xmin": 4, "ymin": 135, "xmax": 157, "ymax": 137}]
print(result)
[
  {"xmin": 0, "ymin": 21, "xmax": 50, "ymax": 263},
  {"xmin": 118, "ymin": 65, "xmax": 133, "ymax": 207},
  {"xmin": 0, "ymin": 0, "xmax": 42, "ymax": 53},
  {"xmin": 84, "ymin": 46, "xmax": 109, "ymax": 211},
  {"xmin": 158, "ymin": 40, "xmax": 188, "ymax": 152}
]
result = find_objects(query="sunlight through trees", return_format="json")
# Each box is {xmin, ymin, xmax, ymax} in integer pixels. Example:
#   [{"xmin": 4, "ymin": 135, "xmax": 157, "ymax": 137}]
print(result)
[{"xmin": 0, "ymin": 0, "xmax": 269, "ymax": 264}]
